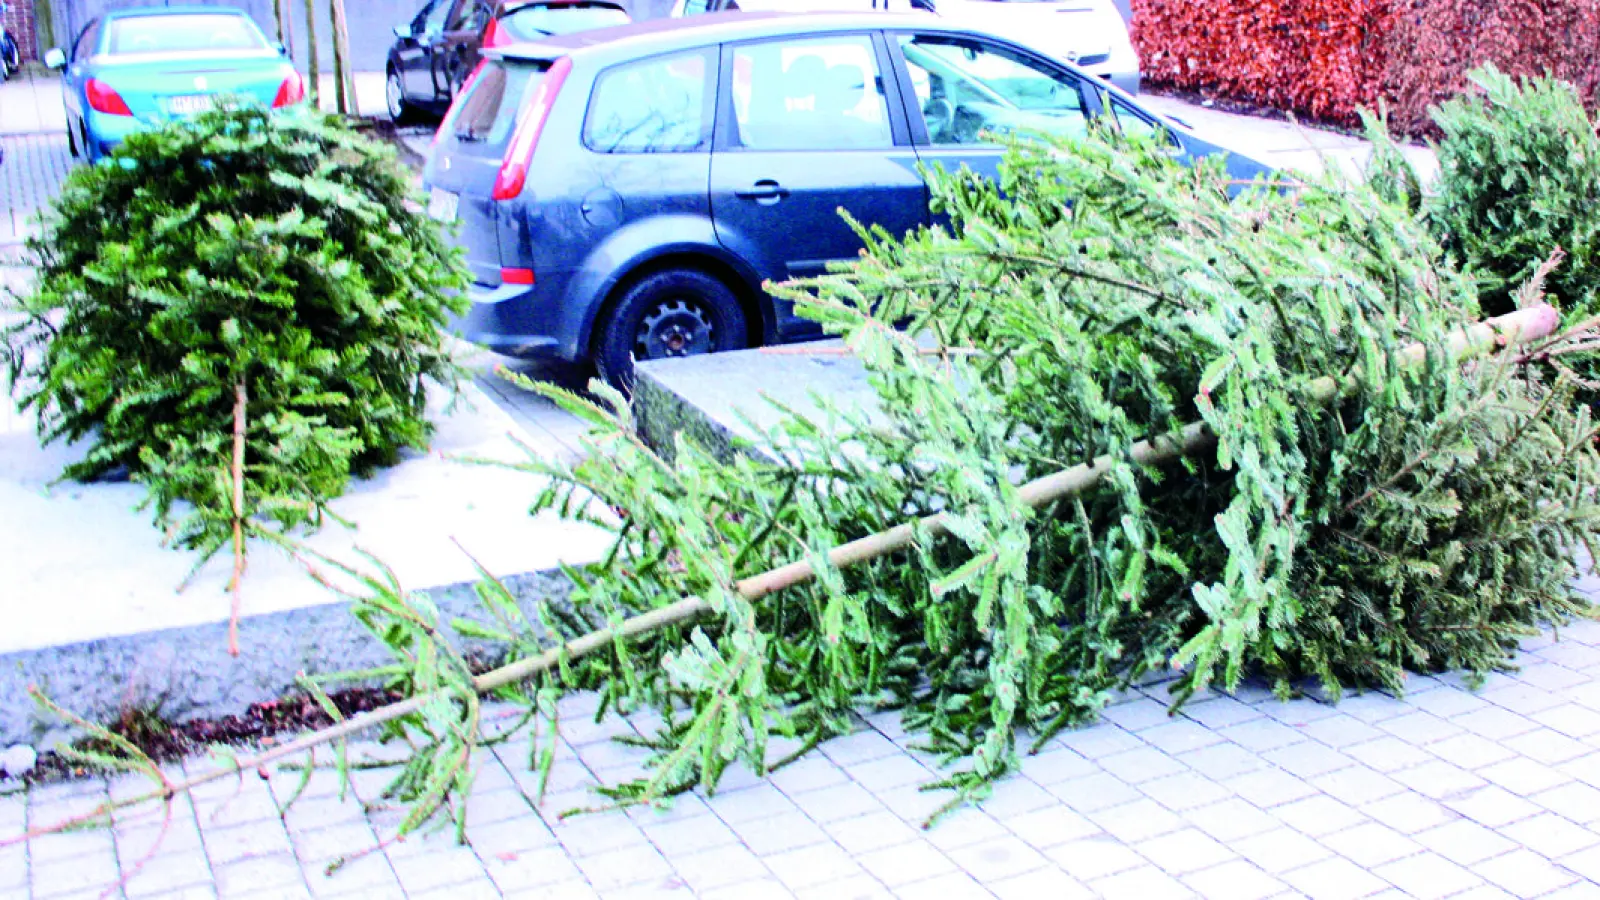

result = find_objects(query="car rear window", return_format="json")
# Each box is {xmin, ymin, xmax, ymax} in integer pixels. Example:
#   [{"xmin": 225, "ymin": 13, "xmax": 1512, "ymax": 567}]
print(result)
[
  {"xmin": 450, "ymin": 60, "xmax": 550, "ymax": 150},
  {"xmin": 499, "ymin": 3, "xmax": 630, "ymax": 40},
  {"xmin": 107, "ymin": 14, "xmax": 266, "ymax": 56},
  {"xmin": 584, "ymin": 49, "xmax": 711, "ymax": 154}
]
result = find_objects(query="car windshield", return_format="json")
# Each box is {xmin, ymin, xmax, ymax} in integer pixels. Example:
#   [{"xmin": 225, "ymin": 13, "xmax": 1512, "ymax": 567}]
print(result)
[
  {"xmin": 106, "ymin": 14, "xmax": 266, "ymax": 56},
  {"xmin": 499, "ymin": 3, "xmax": 628, "ymax": 39}
]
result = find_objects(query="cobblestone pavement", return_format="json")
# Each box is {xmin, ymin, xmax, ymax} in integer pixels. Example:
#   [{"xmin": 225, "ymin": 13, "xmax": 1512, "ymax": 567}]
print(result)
[
  {"xmin": 0, "ymin": 134, "xmax": 73, "ymax": 252},
  {"xmin": 7, "ymin": 608, "xmax": 1600, "ymax": 900}
]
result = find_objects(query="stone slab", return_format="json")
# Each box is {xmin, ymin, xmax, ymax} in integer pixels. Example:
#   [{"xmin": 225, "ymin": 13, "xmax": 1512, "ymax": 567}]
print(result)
[
  {"xmin": 635, "ymin": 340, "xmax": 881, "ymax": 463},
  {"xmin": 0, "ymin": 374, "xmax": 611, "ymax": 747}
]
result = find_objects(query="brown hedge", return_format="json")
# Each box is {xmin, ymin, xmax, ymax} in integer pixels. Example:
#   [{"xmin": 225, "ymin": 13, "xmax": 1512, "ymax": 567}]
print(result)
[{"xmin": 1131, "ymin": 0, "xmax": 1600, "ymax": 135}]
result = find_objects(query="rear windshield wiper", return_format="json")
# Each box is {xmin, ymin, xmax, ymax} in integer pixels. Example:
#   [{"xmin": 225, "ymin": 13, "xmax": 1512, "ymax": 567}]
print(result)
[{"xmin": 455, "ymin": 126, "xmax": 485, "ymax": 142}]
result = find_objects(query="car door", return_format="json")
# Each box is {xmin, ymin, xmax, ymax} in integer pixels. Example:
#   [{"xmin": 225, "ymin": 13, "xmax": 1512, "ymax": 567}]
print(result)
[
  {"xmin": 709, "ymin": 31, "xmax": 925, "ymax": 340},
  {"xmin": 402, "ymin": 0, "xmax": 456, "ymax": 99},
  {"xmin": 888, "ymin": 31, "xmax": 1103, "ymax": 189},
  {"xmin": 434, "ymin": 0, "xmax": 490, "ymax": 101},
  {"xmin": 63, "ymin": 19, "xmax": 101, "ymax": 124}
]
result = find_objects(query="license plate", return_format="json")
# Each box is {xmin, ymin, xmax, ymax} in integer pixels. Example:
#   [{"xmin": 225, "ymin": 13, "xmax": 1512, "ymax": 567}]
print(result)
[
  {"xmin": 167, "ymin": 94, "xmax": 215, "ymax": 115},
  {"xmin": 427, "ymin": 187, "xmax": 459, "ymax": 223}
]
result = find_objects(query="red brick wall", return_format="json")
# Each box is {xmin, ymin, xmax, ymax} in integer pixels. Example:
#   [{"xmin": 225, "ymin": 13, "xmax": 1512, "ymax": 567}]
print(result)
[{"xmin": 3, "ymin": 0, "xmax": 38, "ymax": 62}]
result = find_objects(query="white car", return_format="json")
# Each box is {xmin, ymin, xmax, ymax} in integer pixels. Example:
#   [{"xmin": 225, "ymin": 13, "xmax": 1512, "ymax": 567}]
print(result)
[{"xmin": 666, "ymin": 0, "xmax": 1140, "ymax": 94}]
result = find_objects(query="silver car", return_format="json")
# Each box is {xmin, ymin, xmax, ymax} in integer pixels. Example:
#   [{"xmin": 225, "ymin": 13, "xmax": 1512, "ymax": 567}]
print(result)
[{"xmin": 665, "ymin": 0, "xmax": 1140, "ymax": 93}]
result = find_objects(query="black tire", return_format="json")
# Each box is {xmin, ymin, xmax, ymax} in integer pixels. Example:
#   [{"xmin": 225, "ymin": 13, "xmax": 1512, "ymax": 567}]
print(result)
[
  {"xmin": 594, "ymin": 268, "xmax": 749, "ymax": 390},
  {"xmin": 66, "ymin": 116, "xmax": 79, "ymax": 158},
  {"xmin": 385, "ymin": 68, "xmax": 418, "ymax": 126}
]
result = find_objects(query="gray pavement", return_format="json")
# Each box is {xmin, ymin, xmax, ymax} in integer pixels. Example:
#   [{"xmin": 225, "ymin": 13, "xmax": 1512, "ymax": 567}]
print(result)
[
  {"xmin": 7, "ymin": 612, "xmax": 1600, "ymax": 899},
  {"xmin": 0, "ymin": 134, "xmax": 71, "ymax": 254}
]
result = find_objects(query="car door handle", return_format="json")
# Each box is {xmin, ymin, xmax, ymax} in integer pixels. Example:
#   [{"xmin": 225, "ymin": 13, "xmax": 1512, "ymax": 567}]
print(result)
[{"xmin": 735, "ymin": 180, "xmax": 789, "ymax": 203}]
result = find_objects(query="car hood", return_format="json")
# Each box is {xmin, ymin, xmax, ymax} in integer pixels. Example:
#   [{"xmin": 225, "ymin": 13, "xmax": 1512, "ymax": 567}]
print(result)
[{"xmin": 934, "ymin": 0, "xmax": 1127, "ymax": 59}]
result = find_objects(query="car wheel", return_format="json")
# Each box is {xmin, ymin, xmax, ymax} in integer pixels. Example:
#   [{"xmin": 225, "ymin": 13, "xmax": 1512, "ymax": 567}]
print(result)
[
  {"xmin": 595, "ymin": 268, "xmax": 749, "ymax": 390},
  {"xmin": 386, "ymin": 69, "xmax": 416, "ymax": 125},
  {"xmin": 66, "ymin": 118, "xmax": 79, "ymax": 158}
]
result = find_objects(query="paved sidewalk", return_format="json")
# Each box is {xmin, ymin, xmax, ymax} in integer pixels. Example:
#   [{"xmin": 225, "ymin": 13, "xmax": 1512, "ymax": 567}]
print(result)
[
  {"xmin": 0, "ymin": 134, "xmax": 72, "ymax": 253},
  {"xmin": 7, "ymin": 602, "xmax": 1600, "ymax": 900},
  {"xmin": 0, "ymin": 69, "xmax": 69, "ymax": 138}
]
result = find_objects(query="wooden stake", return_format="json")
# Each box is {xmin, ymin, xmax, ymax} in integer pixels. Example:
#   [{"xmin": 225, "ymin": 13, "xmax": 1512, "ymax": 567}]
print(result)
[
  {"xmin": 302, "ymin": 0, "xmax": 320, "ymax": 108},
  {"xmin": 3, "ymin": 304, "xmax": 1560, "ymax": 832},
  {"xmin": 227, "ymin": 379, "xmax": 248, "ymax": 658},
  {"xmin": 327, "ymin": 0, "xmax": 352, "ymax": 114}
]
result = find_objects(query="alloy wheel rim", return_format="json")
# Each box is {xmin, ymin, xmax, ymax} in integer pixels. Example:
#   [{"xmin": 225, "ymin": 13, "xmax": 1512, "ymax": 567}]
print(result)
[
  {"xmin": 635, "ymin": 298, "xmax": 714, "ymax": 360},
  {"xmin": 386, "ymin": 73, "xmax": 404, "ymax": 119}
]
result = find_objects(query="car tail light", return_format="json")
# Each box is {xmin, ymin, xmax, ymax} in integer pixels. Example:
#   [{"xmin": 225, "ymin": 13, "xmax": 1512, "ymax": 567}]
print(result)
[
  {"xmin": 272, "ymin": 71, "xmax": 305, "ymax": 108},
  {"xmin": 482, "ymin": 16, "xmax": 504, "ymax": 47},
  {"xmin": 501, "ymin": 267, "xmax": 535, "ymax": 284},
  {"xmin": 86, "ymin": 79, "xmax": 132, "ymax": 116},
  {"xmin": 492, "ymin": 56, "xmax": 572, "ymax": 202}
]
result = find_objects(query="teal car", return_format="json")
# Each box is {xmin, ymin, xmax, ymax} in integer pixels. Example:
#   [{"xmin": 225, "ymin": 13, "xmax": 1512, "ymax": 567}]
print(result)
[{"xmin": 44, "ymin": 6, "xmax": 306, "ymax": 162}]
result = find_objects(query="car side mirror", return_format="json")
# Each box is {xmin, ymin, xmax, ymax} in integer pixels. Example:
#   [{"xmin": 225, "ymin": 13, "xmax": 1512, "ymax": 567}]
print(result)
[
  {"xmin": 44, "ymin": 48, "xmax": 67, "ymax": 69},
  {"xmin": 394, "ymin": 24, "xmax": 413, "ymax": 38}
]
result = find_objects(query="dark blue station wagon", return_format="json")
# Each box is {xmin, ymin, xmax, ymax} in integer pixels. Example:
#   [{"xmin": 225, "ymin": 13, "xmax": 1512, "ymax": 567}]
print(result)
[{"xmin": 423, "ymin": 12, "xmax": 1267, "ymax": 384}]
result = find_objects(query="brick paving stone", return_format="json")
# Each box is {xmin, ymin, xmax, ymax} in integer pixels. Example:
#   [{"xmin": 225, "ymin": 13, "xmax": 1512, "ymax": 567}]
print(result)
[
  {"xmin": 31, "ymin": 849, "xmax": 123, "ymax": 899},
  {"xmin": 1224, "ymin": 767, "xmax": 1321, "ymax": 808},
  {"xmin": 210, "ymin": 852, "xmax": 308, "ymax": 899},
  {"xmin": 1497, "ymin": 812, "xmax": 1600, "ymax": 857},
  {"xmin": 763, "ymin": 840, "xmax": 867, "ymax": 891},
  {"xmin": 573, "ymin": 843, "xmax": 673, "ymax": 893},
  {"xmin": 1133, "ymin": 827, "xmax": 1234, "ymax": 875},
  {"xmin": 1268, "ymin": 794, "xmax": 1367, "ymax": 838},
  {"xmin": 1358, "ymin": 791, "xmax": 1455, "ymax": 835},
  {"xmin": 1019, "ymin": 747, "xmax": 1096, "ymax": 785},
  {"xmin": 1179, "ymin": 697, "xmax": 1267, "ymax": 730},
  {"xmin": 922, "ymin": 808, "xmax": 1009, "ymax": 852},
  {"xmin": 481, "ymin": 845, "xmax": 582, "ymax": 894},
  {"xmin": 730, "ymin": 809, "xmax": 830, "ymax": 856},
  {"xmin": 1043, "ymin": 836, "xmax": 1149, "ymax": 881},
  {"xmin": 989, "ymin": 865, "xmax": 1095, "ymax": 899},
  {"xmin": 1413, "ymin": 819, "xmax": 1516, "ymax": 866},
  {"xmin": 1371, "ymin": 851, "xmax": 1484, "ymax": 899},
  {"xmin": 1388, "ymin": 759, "xmax": 1489, "ymax": 800},
  {"xmin": 1442, "ymin": 784, "xmax": 1543, "ymax": 827},
  {"xmin": 856, "ymin": 839, "xmax": 960, "ymax": 888},
  {"xmin": 1000, "ymin": 805, "xmax": 1096, "ymax": 850},
  {"xmin": 301, "ymin": 849, "xmax": 401, "ymax": 899},
  {"xmin": 1054, "ymin": 724, "xmax": 1144, "ymax": 759},
  {"xmin": 1261, "ymin": 743, "xmax": 1357, "ymax": 779},
  {"xmin": 822, "ymin": 810, "xmax": 920, "ymax": 856},
  {"xmin": 946, "ymin": 834, "xmax": 1048, "ymax": 882},
  {"xmin": 386, "ymin": 846, "xmax": 490, "ymax": 894},
  {"xmin": 1472, "ymin": 848, "xmax": 1578, "ymax": 896},
  {"xmin": 1178, "ymin": 743, "xmax": 1270, "ymax": 782},
  {"xmin": 1090, "ymin": 863, "xmax": 1197, "ymax": 900},
  {"xmin": 1319, "ymin": 821, "xmax": 1423, "ymax": 868},
  {"xmin": 1503, "ymin": 727, "xmax": 1593, "ymax": 765},
  {"xmin": 1040, "ymin": 772, "xmax": 1143, "ymax": 812},
  {"xmin": 1229, "ymin": 827, "xmax": 1331, "ymax": 874},
  {"xmin": 1181, "ymin": 859, "xmax": 1287, "ymax": 900},
  {"xmin": 1138, "ymin": 771, "xmax": 1233, "ymax": 812},
  {"xmin": 766, "ymin": 756, "xmax": 851, "ymax": 795},
  {"xmin": 784, "ymin": 782, "xmax": 886, "ymax": 824},
  {"xmin": 1087, "ymin": 798, "xmax": 1185, "ymax": 844},
  {"xmin": 1097, "ymin": 747, "xmax": 1190, "ymax": 786},
  {"xmin": 1376, "ymin": 711, "xmax": 1467, "ymax": 745},
  {"xmin": 1306, "ymin": 766, "xmax": 1407, "ymax": 806},
  {"xmin": 1279, "ymin": 856, "xmax": 1393, "ymax": 900},
  {"xmin": 668, "ymin": 843, "xmax": 772, "ymax": 893},
  {"xmin": 1427, "ymin": 732, "xmax": 1520, "ymax": 770},
  {"xmin": 1298, "ymin": 715, "xmax": 1388, "ymax": 750},
  {"xmin": 1528, "ymin": 781, "xmax": 1600, "ymax": 825},
  {"xmin": 793, "ymin": 872, "xmax": 892, "ymax": 899},
  {"xmin": 1138, "ymin": 720, "xmax": 1226, "ymax": 755},
  {"xmin": 1216, "ymin": 718, "xmax": 1308, "ymax": 753},
  {"xmin": 1183, "ymin": 797, "xmax": 1281, "ymax": 842}
]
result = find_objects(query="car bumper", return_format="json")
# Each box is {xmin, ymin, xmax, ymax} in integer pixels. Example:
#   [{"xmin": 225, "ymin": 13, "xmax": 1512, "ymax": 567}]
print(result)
[{"xmin": 451, "ymin": 280, "xmax": 566, "ymax": 360}]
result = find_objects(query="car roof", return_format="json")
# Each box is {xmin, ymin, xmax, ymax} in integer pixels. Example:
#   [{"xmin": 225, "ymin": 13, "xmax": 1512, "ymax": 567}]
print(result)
[
  {"xmin": 101, "ymin": 5, "xmax": 251, "ymax": 19},
  {"xmin": 490, "ymin": 10, "xmax": 952, "ymax": 61}
]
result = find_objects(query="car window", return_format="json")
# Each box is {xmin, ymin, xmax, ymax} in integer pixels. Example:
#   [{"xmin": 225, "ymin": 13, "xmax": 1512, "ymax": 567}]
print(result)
[
  {"xmin": 729, "ymin": 35, "xmax": 892, "ymax": 151},
  {"xmin": 499, "ymin": 2, "xmax": 630, "ymax": 39},
  {"xmin": 451, "ymin": 59, "xmax": 546, "ymax": 149},
  {"xmin": 449, "ymin": 0, "xmax": 490, "ymax": 31},
  {"xmin": 1108, "ymin": 95, "xmax": 1179, "ymax": 149},
  {"xmin": 584, "ymin": 49, "xmax": 711, "ymax": 153},
  {"xmin": 421, "ymin": 0, "xmax": 456, "ymax": 33},
  {"xmin": 73, "ymin": 20, "xmax": 100, "ymax": 61},
  {"xmin": 897, "ymin": 34, "xmax": 1087, "ymax": 146},
  {"xmin": 106, "ymin": 14, "xmax": 266, "ymax": 56},
  {"xmin": 681, "ymin": 0, "xmax": 711, "ymax": 11}
]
